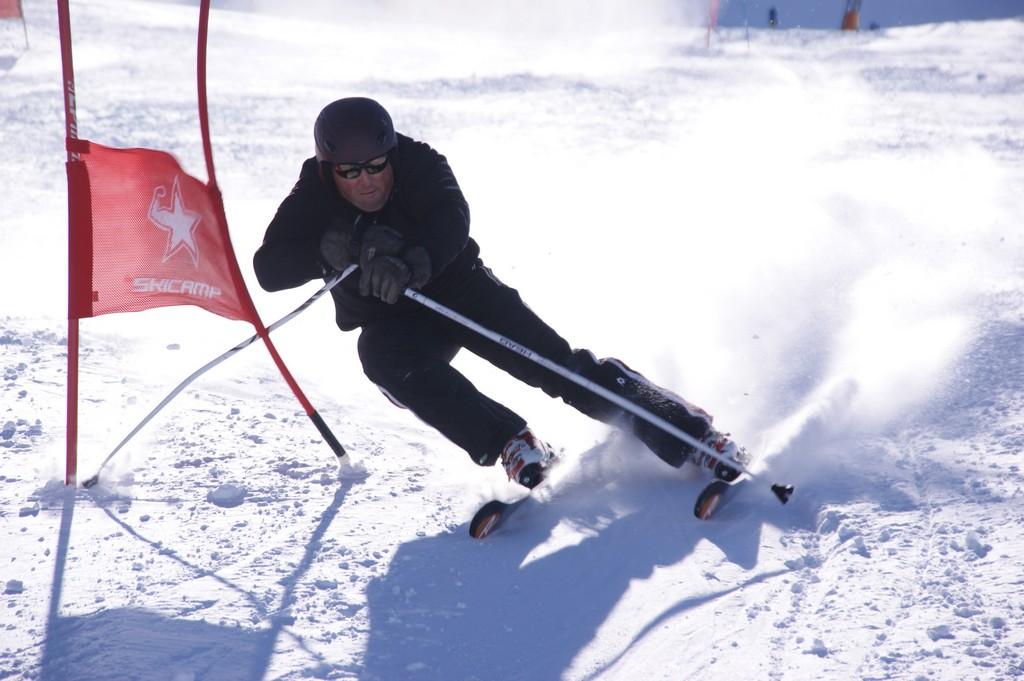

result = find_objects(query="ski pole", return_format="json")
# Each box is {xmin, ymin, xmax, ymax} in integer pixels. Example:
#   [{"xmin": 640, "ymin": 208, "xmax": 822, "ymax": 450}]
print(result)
[
  {"xmin": 403, "ymin": 287, "xmax": 793, "ymax": 504},
  {"xmin": 81, "ymin": 266, "xmax": 357, "ymax": 489}
]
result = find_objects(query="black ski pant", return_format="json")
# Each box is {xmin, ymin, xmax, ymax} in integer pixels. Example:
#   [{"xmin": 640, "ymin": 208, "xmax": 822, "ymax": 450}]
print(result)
[{"xmin": 356, "ymin": 262, "xmax": 713, "ymax": 468}]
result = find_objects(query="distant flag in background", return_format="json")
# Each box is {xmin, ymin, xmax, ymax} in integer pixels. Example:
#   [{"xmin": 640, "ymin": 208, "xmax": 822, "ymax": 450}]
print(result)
[
  {"xmin": 707, "ymin": 0, "xmax": 720, "ymax": 47},
  {"xmin": 0, "ymin": 0, "xmax": 23, "ymax": 19},
  {"xmin": 842, "ymin": 0, "xmax": 863, "ymax": 30},
  {"xmin": 0, "ymin": 0, "xmax": 28, "ymax": 48}
]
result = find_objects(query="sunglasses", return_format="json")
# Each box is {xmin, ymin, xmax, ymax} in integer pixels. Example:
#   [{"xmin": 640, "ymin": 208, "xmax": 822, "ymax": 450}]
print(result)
[{"xmin": 334, "ymin": 156, "xmax": 389, "ymax": 180}]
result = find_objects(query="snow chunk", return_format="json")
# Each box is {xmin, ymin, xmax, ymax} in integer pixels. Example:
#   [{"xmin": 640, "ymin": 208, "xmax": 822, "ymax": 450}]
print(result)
[
  {"xmin": 965, "ymin": 530, "xmax": 991, "ymax": 558},
  {"xmin": 837, "ymin": 524, "xmax": 859, "ymax": 542},
  {"xmin": 275, "ymin": 461, "xmax": 314, "ymax": 481},
  {"xmin": 5, "ymin": 580, "xmax": 24, "ymax": 595},
  {"xmin": 955, "ymin": 606, "xmax": 983, "ymax": 618},
  {"xmin": 803, "ymin": 638, "xmax": 829, "ymax": 657},
  {"xmin": 927, "ymin": 625, "xmax": 955, "ymax": 641},
  {"xmin": 337, "ymin": 458, "xmax": 370, "ymax": 481},
  {"xmin": 818, "ymin": 510, "xmax": 842, "ymax": 534},
  {"xmin": 206, "ymin": 484, "xmax": 246, "ymax": 508},
  {"xmin": 18, "ymin": 503, "xmax": 39, "ymax": 517},
  {"xmin": 301, "ymin": 663, "xmax": 332, "ymax": 679},
  {"xmin": 850, "ymin": 536, "xmax": 871, "ymax": 557}
]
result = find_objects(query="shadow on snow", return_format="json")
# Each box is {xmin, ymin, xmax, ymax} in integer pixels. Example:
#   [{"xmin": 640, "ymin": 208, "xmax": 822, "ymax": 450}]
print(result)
[
  {"xmin": 38, "ymin": 481, "xmax": 358, "ymax": 681},
  {"xmin": 357, "ymin": 439, "xmax": 783, "ymax": 681}
]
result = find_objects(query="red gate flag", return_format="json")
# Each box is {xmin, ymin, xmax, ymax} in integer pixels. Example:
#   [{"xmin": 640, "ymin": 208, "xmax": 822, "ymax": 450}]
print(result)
[
  {"xmin": 67, "ymin": 139, "xmax": 258, "ymax": 323},
  {"xmin": 0, "ymin": 0, "xmax": 22, "ymax": 19}
]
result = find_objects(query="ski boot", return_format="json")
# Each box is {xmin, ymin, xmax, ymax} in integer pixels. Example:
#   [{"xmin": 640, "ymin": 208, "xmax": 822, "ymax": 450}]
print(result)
[
  {"xmin": 500, "ymin": 427, "xmax": 557, "ymax": 489},
  {"xmin": 691, "ymin": 429, "xmax": 750, "ymax": 483}
]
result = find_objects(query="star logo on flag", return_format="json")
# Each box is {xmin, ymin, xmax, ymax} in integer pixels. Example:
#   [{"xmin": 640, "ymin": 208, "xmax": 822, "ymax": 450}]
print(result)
[{"xmin": 148, "ymin": 175, "xmax": 201, "ymax": 266}]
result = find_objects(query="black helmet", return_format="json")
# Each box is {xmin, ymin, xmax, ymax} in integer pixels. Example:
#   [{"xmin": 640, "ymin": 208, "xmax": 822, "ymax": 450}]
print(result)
[{"xmin": 314, "ymin": 97, "xmax": 397, "ymax": 164}]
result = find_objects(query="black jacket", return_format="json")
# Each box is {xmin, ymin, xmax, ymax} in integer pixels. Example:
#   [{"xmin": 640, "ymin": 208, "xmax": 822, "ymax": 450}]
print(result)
[{"xmin": 254, "ymin": 134, "xmax": 479, "ymax": 330}]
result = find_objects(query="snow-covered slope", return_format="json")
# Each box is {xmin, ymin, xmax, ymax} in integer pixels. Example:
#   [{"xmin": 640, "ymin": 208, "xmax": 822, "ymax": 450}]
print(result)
[{"xmin": 2, "ymin": 2, "xmax": 1023, "ymax": 679}]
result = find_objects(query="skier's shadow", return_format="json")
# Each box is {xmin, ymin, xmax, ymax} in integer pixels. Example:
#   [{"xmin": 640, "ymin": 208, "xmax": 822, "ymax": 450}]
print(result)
[
  {"xmin": 358, "ymin": 440, "xmax": 776, "ymax": 681},
  {"xmin": 357, "ymin": 321, "xmax": 1024, "ymax": 679}
]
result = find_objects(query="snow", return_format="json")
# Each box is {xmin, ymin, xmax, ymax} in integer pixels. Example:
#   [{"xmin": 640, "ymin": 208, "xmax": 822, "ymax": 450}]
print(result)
[
  {"xmin": 2, "ymin": 1, "xmax": 1024, "ymax": 679},
  {"xmin": 206, "ymin": 483, "xmax": 247, "ymax": 508}
]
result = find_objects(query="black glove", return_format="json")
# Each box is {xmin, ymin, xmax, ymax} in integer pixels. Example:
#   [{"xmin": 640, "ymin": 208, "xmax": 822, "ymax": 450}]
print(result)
[
  {"xmin": 357, "ymin": 224, "xmax": 412, "ymax": 304},
  {"xmin": 402, "ymin": 246, "xmax": 432, "ymax": 290},
  {"xmin": 320, "ymin": 231, "xmax": 355, "ymax": 272},
  {"xmin": 359, "ymin": 256, "xmax": 411, "ymax": 304},
  {"xmin": 358, "ymin": 225, "xmax": 406, "ymax": 269}
]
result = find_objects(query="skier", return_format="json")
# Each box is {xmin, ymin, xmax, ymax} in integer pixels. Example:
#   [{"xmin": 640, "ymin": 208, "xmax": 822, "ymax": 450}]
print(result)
[{"xmin": 254, "ymin": 97, "xmax": 748, "ymax": 490}]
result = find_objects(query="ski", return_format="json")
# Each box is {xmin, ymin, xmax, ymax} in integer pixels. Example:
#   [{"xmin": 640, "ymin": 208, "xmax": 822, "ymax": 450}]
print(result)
[
  {"xmin": 471, "ymin": 437, "xmax": 794, "ymax": 532},
  {"xmin": 469, "ymin": 468, "xmax": 557, "ymax": 539},
  {"xmin": 469, "ymin": 496, "xmax": 531, "ymax": 539},
  {"xmin": 469, "ymin": 448, "xmax": 563, "ymax": 539},
  {"xmin": 694, "ymin": 476, "xmax": 794, "ymax": 520},
  {"xmin": 693, "ymin": 477, "xmax": 746, "ymax": 520}
]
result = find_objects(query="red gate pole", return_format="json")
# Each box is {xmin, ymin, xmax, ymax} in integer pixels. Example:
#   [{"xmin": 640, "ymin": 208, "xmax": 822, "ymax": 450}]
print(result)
[
  {"xmin": 57, "ymin": 0, "xmax": 79, "ymax": 486},
  {"xmin": 195, "ymin": 0, "xmax": 347, "ymax": 460}
]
